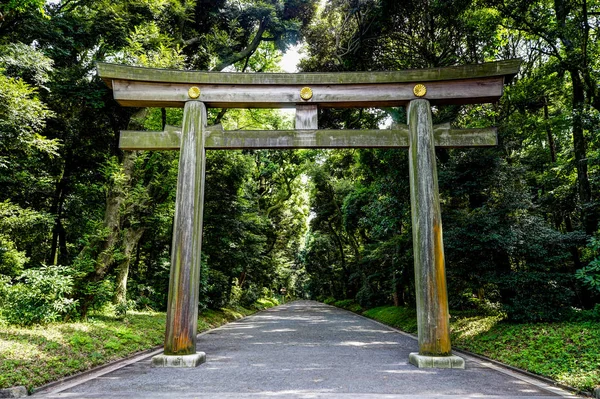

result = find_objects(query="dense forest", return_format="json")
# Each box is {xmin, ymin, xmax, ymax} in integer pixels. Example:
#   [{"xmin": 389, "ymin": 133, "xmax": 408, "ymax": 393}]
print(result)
[{"xmin": 1, "ymin": 0, "xmax": 599, "ymax": 326}]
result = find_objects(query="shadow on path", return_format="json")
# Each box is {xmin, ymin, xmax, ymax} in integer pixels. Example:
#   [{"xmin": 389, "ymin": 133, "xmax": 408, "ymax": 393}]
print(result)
[{"xmin": 33, "ymin": 300, "xmax": 578, "ymax": 399}]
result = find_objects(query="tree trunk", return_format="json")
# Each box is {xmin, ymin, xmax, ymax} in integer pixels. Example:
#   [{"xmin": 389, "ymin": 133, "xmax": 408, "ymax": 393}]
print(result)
[
  {"xmin": 543, "ymin": 98, "xmax": 556, "ymax": 163},
  {"xmin": 49, "ymin": 166, "xmax": 68, "ymax": 265},
  {"xmin": 569, "ymin": 69, "xmax": 597, "ymax": 235},
  {"xmin": 114, "ymin": 227, "xmax": 145, "ymax": 306},
  {"xmin": 93, "ymin": 151, "xmax": 137, "ymax": 280}
]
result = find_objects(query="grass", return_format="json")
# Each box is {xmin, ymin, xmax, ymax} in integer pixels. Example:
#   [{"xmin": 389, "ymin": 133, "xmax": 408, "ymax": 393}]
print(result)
[
  {"xmin": 362, "ymin": 306, "xmax": 419, "ymax": 334},
  {"xmin": 0, "ymin": 300, "xmax": 279, "ymax": 392},
  {"xmin": 329, "ymin": 301, "xmax": 600, "ymax": 393},
  {"xmin": 451, "ymin": 317, "xmax": 600, "ymax": 393}
]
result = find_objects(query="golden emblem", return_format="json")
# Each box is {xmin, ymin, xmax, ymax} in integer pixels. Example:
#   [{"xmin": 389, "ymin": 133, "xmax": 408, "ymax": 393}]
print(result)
[
  {"xmin": 188, "ymin": 86, "xmax": 201, "ymax": 99},
  {"xmin": 413, "ymin": 84, "xmax": 427, "ymax": 97},
  {"xmin": 300, "ymin": 86, "xmax": 313, "ymax": 100}
]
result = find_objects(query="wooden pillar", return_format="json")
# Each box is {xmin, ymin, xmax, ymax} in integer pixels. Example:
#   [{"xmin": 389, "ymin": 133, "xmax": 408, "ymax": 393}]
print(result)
[
  {"xmin": 155, "ymin": 101, "xmax": 207, "ymax": 366},
  {"xmin": 407, "ymin": 99, "xmax": 452, "ymax": 357},
  {"xmin": 295, "ymin": 104, "xmax": 318, "ymax": 129}
]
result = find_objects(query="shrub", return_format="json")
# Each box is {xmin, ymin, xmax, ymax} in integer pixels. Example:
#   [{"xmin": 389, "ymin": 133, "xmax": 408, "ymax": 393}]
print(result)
[
  {"xmin": 323, "ymin": 297, "xmax": 336, "ymax": 304},
  {"xmin": 567, "ymin": 303, "xmax": 600, "ymax": 322},
  {"xmin": 0, "ymin": 234, "xmax": 28, "ymax": 277},
  {"xmin": 333, "ymin": 299, "xmax": 363, "ymax": 312},
  {"xmin": 576, "ymin": 236, "xmax": 600, "ymax": 295},
  {"xmin": 0, "ymin": 265, "xmax": 78, "ymax": 325},
  {"xmin": 206, "ymin": 269, "xmax": 230, "ymax": 308},
  {"xmin": 239, "ymin": 283, "xmax": 261, "ymax": 308},
  {"xmin": 363, "ymin": 306, "xmax": 418, "ymax": 333},
  {"xmin": 500, "ymin": 271, "xmax": 575, "ymax": 323}
]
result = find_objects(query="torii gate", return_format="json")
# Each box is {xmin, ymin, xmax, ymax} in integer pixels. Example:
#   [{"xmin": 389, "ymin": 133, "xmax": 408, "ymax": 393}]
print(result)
[{"xmin": 98, "ymin": 59, "xmax": 520, "ymax": 369}]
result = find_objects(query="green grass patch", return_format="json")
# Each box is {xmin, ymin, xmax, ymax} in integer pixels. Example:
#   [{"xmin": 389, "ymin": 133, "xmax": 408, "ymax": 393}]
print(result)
[
  {"xmin": 322, "ymin": 297, "xmax": 336, "ymax": 305},
  {"xmin": 0, "ymin": 311, "xmax": 166, "ymax": 391},
  {"xmin": 332, "ymin": 299, "xmax": 363, "ymax": 313},
  {"xmin": 356, "ymin": 304, "xmax": 600, "ymax": 392},
  {"xmin": 451, "ymin": 318, "xmax": 600, "ymax": 393},
  {"xmin": 362, "ymin": 306, "xmax": 418, "ymax": 334},
  {"xmin": 0, "ymin": 299, "xmax": 279, "ymax": 392}
]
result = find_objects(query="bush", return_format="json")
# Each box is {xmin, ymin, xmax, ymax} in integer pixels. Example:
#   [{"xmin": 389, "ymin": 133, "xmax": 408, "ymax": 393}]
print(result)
[
  {"xmin": 362, "ymin": 305, "xmax": 418, "ymax": 333},
  {"xmin": 500, "ymin": 271, "xmax": 575, "ymax": 322},
  {"xmin": 206, "ymin": 269, "xmax": 230, "ymax": 308},
  {"xmin": 322, "ymin": 297, "xmax": 336, "ymax": 304},
  {"xmin": 0, "ymin": 265, "xmax": 78, "ymax": 325},
  {"xmin": 239, "ymin": 283, "xmax": 261, "ymax": 308},
  {"xmin": 0, "ymin": 234, "xmax": 28, "ymax": 277},
  {"xmin": 567, "ymin": 303, "xmax": 600, "ymax": 322},
  {"xmin": 576, "ymin": 236, "xmax": 600, "ymax": 295},
  {"xmin": 333, "ymin": 299, "xmax": 363, "ymax": 312}
]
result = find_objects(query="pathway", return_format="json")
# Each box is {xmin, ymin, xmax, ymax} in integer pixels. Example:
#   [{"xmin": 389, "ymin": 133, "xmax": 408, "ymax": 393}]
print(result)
[{"xmin": 33, "ymin": 300, "xmax": 578, "ymax": 399}]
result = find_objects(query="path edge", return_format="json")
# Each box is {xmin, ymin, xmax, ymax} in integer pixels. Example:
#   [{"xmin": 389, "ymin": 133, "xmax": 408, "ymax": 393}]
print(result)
[
  {"xmin": 31, "ymin": 303, "xmax": 289, "ymax": 396},
  {"xmin": 320, "ymin": 302, "xmax": 589, "ymax": 398}
]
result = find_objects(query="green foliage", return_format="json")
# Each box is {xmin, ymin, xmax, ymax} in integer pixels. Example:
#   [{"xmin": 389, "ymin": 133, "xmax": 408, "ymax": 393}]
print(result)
[
  {"xmin": 0, "ymin": 235, "xmax": 27, "ymax": 276},
  {"xmin": 362, "ymin": 306, "xmax": 419, "ymax": 334},
  {"xmin": 568, "ymin": 304, "xmax": 600, "ymax": 322},
  {"xmin": 0, "ymin": 0, "xmax": 45, "ymax": 15},
  {"xmin": 332, "ymin": 299, "xmax": 363, "ymax": 313},
  {"xmin": 0, "ymin": 311, "xmax": 166, "ymax": 391},
  {"xmin": 0, "ymin": 67, "xmax": 57, "ymax": 161},
  {"xmin": 206, "ymin": 269, "xmax": 231, "ymax": 309},
  {"xmin": 0, "ymin": 265, "xmax": 78, "ymax": 325},
  {"xmin": 0, "ymin": 42, "xmax": 52, "ymax": 85},
  {"xmin": 576, "ymin": 237, "xmax": 600, "ymax": 294},
  {"xmin": 239, "ymin": 283, "xmax": 262, "ymax": 308},
  {"xmin": 500, "ymin": 272, "xmax": 575, "ymax": 323},
  {"xmin": 452, "ymin": 318, "xmax": 600, "ymax": 392},
  {"xmin": 0, "ymin": 201, "xmax": 53, "ymax": 276}
]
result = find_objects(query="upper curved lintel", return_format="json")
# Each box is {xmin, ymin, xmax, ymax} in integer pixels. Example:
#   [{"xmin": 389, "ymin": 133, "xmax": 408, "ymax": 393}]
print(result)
[{"xmin": 97, "ymin": 59, "xmax": 521, "ymax": 89}]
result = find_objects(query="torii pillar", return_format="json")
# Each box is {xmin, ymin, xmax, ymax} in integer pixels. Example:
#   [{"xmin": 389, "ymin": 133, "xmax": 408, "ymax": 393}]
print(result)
[
  {"xmin": 407, "ymin": 98, "xmax": 459, "ymax": 367},
  {"xmin": 97, "ymin": 59, "xmax": 520, "ymax": 368}
]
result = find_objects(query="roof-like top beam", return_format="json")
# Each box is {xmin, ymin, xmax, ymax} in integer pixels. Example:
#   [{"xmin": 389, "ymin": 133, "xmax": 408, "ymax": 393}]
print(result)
[
  {"xmin": 98, "ymin": 59, "xmax": 520, "ymax": 87},
  {"xmin": 97, "ymin": 59, "xmax": 521, "ymax": 109}
]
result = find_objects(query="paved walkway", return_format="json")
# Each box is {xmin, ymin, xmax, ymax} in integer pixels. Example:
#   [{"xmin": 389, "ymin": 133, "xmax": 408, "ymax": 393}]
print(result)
[{"xmin": 34, "ymin": 301, "xmax": 579, "ymax": 399}]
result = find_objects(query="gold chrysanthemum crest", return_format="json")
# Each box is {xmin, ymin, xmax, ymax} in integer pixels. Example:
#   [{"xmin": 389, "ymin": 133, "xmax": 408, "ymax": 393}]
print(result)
[
  {"xmin": 300, "ymin": 86, "xmax": 313, "ymax": 100},
  {"xmin": 188, "ymin": 86, "xmax": 201, "ymax": 99},
  {"xmin": 413, "ymin": 84, "xmax": 427, "ymax": 97}
]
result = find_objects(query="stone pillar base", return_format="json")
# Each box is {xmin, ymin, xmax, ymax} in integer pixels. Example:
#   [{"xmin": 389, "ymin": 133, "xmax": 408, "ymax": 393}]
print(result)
[
  {"xmin": 152, "ymin": 352, "xmax": 206, "ymax": 368},
  {"xmin": 409, "ymin": 352, "xmax": 465, "ymax": 369}
]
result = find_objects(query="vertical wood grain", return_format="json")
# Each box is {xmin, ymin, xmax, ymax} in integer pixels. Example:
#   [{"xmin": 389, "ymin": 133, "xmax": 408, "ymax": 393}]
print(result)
[
  {"xmin": 295, "ymin": 104, "xmax": 318, "ymax": 129},
  {"xmin": 408, "ymin": 99, "xmax": 452, "ymax": 356},
  {"xmin": 164, "ymin": 101, "xmax": 207, "ymax": 355}
]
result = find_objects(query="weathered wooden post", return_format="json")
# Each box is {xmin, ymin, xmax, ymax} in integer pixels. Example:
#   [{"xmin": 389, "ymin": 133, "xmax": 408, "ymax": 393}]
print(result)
[
  {"xmin": 407, "ymin": 99, "xmax": 463, "ymax": 368},
  {"xmin": 152, "ymin": 100, "xmax": 207, "ymax": 367}
]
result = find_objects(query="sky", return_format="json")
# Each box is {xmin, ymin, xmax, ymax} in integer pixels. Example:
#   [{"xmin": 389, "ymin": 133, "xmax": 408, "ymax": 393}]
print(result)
[{"xmin": 280, "ymin": 44, "xmax": 304, "ymax": 73}]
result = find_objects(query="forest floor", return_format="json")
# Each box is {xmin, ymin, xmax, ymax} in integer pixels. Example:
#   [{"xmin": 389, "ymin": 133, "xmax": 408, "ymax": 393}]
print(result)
[
  {"xmin": 326, "ymin": 299, "xmax": 599, "ymax": 394},
  {"xmin": 0, "ymin": 298, "xmax": 279, "ymax": 392}
]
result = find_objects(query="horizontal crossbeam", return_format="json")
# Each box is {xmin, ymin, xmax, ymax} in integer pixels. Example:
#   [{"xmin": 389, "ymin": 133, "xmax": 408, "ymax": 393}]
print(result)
[
  {"xmin": 99, "ymin": 60, "xmax": 520, "ymax": 87},
  {"xmin": 110, "ymin": 78, "xmax": 504, "ymax": 109},
  {"xmin": 98, "ymin": 60, "xmax": 520, "ymax": 108},
  {"xmin": 119, "ymin": 124, "xmax": 497, "ymax": 150}
]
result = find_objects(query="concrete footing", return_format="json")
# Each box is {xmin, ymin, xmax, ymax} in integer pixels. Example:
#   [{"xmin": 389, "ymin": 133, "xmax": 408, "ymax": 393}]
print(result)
[
  {"xmin": 0, "ymin": 386, "xmax": 27, "ymax": 398},
  {"xmin": 409, "ymin": 352, "xmax": 465, "ymax": 369},
  {"xmin": 152, "ymin": 352, "xmax": 206, "ymax": 368}
]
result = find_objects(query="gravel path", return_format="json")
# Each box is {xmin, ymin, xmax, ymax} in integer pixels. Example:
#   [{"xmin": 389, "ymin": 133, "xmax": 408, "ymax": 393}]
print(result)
[{"xmin": 34, "ymin": 300, "xmax": 578, "ymax": 399}]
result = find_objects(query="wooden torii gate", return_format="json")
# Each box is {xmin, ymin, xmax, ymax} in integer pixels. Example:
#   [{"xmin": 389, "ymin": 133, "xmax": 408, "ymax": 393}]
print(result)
[{"xmin": 98, "ymin": 60, "xmax": 520, "ymax": 369}]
